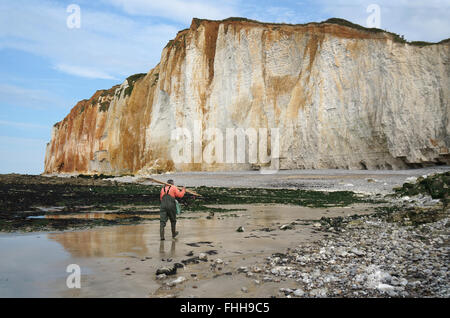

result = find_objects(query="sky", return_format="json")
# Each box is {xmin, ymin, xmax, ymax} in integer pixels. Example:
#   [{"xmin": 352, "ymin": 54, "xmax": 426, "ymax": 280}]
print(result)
[{"xmin": 0, "ymin": 0, "xmax": 449, "ymax": 174}]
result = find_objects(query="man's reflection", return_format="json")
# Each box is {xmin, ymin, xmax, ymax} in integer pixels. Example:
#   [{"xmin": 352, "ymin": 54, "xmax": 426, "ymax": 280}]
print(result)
[{"xmin": 159, "ymin": 239, "xmax": 176, "ymax": 258}]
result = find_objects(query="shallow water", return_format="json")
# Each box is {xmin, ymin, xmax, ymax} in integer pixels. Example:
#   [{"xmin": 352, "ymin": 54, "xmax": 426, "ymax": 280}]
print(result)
[
  {"xmin": 0, "ymin": 234, "xmax": 74, "ymax": 297},
  {"xmin": 26, "ymin": 213, "xmax": 160, "ymax": 221},
  {"xmin": 0, "ymin": 204, "xmax": 373, "ymax": 297}
]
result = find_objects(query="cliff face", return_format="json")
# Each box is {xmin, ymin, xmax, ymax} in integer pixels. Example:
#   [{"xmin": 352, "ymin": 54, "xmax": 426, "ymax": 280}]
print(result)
[{"xmin": 44, "ymin": 18, "xmax": 450, "ymax": 174}]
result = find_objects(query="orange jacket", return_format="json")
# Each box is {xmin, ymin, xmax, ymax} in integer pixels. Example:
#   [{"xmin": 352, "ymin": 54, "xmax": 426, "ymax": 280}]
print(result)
[{"xmin": 160, "ymin": 185, "xmax": 186, "ymax": 201}]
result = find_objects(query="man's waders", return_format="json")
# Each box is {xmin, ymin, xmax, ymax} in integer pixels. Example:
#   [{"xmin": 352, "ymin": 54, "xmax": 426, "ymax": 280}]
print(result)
[{"xmin": 160, "ymin": 186, "xmax": 179, "ymax": 240}]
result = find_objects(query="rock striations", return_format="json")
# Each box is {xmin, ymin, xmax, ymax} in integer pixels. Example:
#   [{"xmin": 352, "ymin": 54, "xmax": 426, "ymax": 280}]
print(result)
[{"xmin": 45, "ymin": 18, "xmax": 450, "ymax": 174}]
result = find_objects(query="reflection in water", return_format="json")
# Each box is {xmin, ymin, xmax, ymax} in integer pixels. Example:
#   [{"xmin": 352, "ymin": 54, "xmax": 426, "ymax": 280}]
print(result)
[
  {"xmin": 46, "ymin": 205, "xmax": 354, "ymax": 261},
  {"xmin": 1, "ymin": 204, "xmax": 372, "ymax": 297},
  {"xmin": 48, "ymin": 225, "xmax": 153, "ymax": 258},
  {"xmin": 0, "ymin": 235, "xmax": 71, "ymax": 297},
  {"xmin": 159, "ymin": 240, "xmax": 176, "ymax": 258},
  {"xmin": 43, "ymin": 213, "xmax": 159, "ymax": 220}
]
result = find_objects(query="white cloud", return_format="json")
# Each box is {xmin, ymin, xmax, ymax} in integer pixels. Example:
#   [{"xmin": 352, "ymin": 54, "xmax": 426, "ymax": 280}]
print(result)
[
  {"xmin": 54, "ymin": 64, "xmax": 117, "ymax": 80},
  {"xmin": 104, "ymin": 0, "xmax": 238, "ymax": 23},
  {"xmin": 0, "ymin": 84, "xmax": 66, "ymax": 109},
  {"xmin": 0, "ymin": 120, "xmax": 48, "ymax": 129},
  {"xmin": 242, "ymin": 5, "xmax": 315, "ymax": 25},
  {"xmin": 0, "ymin": 0, "xmax": 180, "ymax": 80}
]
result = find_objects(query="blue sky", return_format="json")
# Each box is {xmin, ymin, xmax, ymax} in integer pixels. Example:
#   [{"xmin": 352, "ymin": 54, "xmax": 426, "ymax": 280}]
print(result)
[{"xmin": 0, "ymin": 0, "xmax": 449, "ymax": 174}]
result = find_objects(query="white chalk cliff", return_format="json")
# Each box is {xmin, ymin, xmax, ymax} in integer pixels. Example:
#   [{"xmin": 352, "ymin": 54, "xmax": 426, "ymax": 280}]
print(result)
[{"xmin": 45, "ymin": 18, "xmax": 450, "ymax": 174}]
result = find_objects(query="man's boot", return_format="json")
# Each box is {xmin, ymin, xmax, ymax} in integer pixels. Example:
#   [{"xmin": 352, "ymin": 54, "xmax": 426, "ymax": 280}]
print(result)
[
  {"xmin": 171, "ymin": 222, "xmax": 179, "ymax": 239},
  {"xmin": 160, "ymin": 224, "xmax": 165, "ymax": 241}
]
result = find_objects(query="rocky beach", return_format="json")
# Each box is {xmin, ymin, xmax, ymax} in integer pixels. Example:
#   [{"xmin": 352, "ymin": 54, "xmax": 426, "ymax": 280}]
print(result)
[
  {"xmin": 255, "ymin": 205, "xmax": 449, "ymax": 298},
  {"xmin": 0, "ymin": 168, "xmax": 448, "ymax": 298}
]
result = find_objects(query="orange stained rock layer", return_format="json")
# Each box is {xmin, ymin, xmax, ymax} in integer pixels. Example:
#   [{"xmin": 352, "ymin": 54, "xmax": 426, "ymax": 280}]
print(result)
[{"xmin": 44, "ymin": 18, "xmax": 449, "ymax": 174}]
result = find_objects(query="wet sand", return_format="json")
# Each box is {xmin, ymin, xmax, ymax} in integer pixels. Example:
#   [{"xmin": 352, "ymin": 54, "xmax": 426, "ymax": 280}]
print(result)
[{"xmin": 0, "ymin": 203, "xmax": 375, "ymax": 297}]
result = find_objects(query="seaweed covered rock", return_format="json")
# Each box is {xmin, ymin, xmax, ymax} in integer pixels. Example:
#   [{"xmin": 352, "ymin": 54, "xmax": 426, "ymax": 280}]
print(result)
[{"xmin": 394, "ymin": 172, "xmax": 449, "ymax": 206}]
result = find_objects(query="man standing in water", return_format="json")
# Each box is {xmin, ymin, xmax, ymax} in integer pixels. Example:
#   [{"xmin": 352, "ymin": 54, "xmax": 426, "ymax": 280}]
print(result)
[{"xmin": 160, "ymin": 179, "xmax": 185, "ymax": 240}]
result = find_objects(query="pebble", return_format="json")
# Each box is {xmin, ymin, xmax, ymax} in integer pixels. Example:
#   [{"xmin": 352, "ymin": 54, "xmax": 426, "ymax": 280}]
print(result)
[
  {"xmin": 280, "ymin": 224, "xmax": 294, "ymax": 230},
  {"xmin": 167, "ymin": 276, "xmax": 187, "ymax": 287},
  {"xmin": 256, "ymin": 210, "xmax": 449, "ymax": 297},
  {"xmin": 156, "ymin": 274, "xmax": 166, "ymax": 280},
  {"xmin": 237, "ymin": 266, "xmax": 248, "ymax": 273},
  {"xmin": 156, "ymin": 266, "xmax": 177, "ymax": 276},
  {"xmin": 310, "ymin": 288, "xmax": 328, "ymax": 297},
  {"xmin": 251, "ymin": 266, "xmax": 262, "ymax": 273}
]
